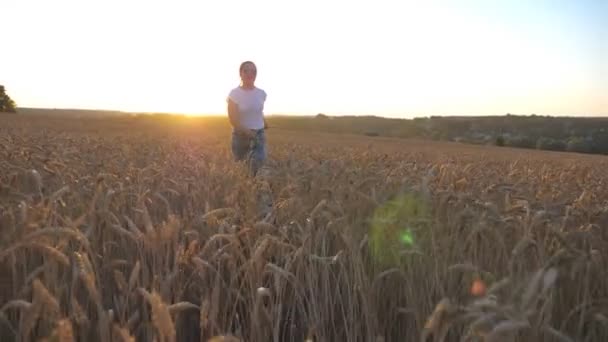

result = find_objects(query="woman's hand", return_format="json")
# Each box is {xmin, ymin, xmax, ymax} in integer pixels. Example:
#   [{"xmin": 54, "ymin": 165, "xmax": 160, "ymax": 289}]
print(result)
[{"xmin": 237, "ymin": 128, "xmax": 255, "ymax": 138}]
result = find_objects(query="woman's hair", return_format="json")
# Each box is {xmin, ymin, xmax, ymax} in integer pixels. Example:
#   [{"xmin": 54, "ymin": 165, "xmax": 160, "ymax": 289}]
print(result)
[{"xmin": 239, "ymin": 61, "xmax": 256, "ymax": 73}]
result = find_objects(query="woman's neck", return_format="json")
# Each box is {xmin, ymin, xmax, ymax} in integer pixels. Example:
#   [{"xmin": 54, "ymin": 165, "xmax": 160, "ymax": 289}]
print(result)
[{"xmin": 240, "ymin": 82, "xmax": 255, "ymax": 90}]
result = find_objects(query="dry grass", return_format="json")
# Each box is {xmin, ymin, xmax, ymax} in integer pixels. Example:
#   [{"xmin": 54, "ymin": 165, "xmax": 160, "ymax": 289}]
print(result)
[{"xmin": 1, "ymin": 114, "xmax": 607, "ymax": 341}]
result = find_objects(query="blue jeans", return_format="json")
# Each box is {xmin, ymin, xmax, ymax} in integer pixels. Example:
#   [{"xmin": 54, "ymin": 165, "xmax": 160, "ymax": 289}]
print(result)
[{"xmin": 232, "ymin": 129, "xmax": 266, "ymax": 175}]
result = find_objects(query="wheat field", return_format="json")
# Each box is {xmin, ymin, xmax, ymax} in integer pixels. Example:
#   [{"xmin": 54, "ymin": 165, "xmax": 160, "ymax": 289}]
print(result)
[{"xmin": 1, "ymin": 114, "xmax": 607, "ymax": 342}]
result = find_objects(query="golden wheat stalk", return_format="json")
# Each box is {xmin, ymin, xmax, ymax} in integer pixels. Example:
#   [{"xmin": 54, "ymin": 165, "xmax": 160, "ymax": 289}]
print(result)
[{"xmin": 138, "ymin": 288, "xmax": 176, "ymax": 342}]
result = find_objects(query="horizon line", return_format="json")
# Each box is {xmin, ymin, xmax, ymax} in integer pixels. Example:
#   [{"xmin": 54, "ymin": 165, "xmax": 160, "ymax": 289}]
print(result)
[{"xmin": 12, "ymin": 106, "xmax": 608, "ymax": 120}]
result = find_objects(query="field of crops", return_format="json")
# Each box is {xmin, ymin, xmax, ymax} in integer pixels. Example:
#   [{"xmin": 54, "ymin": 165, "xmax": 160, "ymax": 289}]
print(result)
[{"xmin": 1, "ymin": 114, "xmax": 607, "ymax": 342}]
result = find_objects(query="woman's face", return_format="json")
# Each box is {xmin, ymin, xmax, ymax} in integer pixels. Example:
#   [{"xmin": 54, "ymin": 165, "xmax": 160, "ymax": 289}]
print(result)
[{"xmin": 240, "ymin": 63, "xmax": 257, "ymax": 85}]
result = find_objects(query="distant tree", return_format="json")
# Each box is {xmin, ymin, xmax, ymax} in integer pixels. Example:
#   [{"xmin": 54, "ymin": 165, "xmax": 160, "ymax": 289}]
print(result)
[
  {"xmin": 0, "ymin": 85, "xmax": 17, "ymax": 113},
  {"xmin": 506, "ymin": 136, "xmax": 536, "ymax": 149},
  {"xmin": 430, "ymin": 131, "xmax": 442, "ymax": 141},
  {"xmin": 536, "ymin": 137, "xmax": 566, "ymax": 151},
  {"xmin": 566, "ymin": 137, "xmax": 593, "ymax": 154},
  {"xmin": 495, "ymin": 135, "xmax": 505, "ymax": 147},
  {"xmin": 591, "ymin": 130, "xmax": 608, "ymax": 154},
  {"xmin": 315, "ymin": 113, "xmax": 329, "ymax": 119}
]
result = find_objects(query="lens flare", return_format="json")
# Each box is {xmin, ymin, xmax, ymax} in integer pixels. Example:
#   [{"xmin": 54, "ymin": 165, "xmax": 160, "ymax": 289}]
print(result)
[
  {"xmin": 369, "ymin": 192, "xmax": 430, "ymax": 266},
  {"xmin": 471, "ymin": 279, "xmax": 486, "ymax": 297},
  {"xmin": 400, "ymin": 230, "xmax": 414, "ymax": 246}
]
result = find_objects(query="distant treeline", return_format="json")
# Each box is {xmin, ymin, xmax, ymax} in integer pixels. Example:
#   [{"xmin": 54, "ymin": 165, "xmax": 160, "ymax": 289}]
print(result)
[
  {"xmin": 0, "ymin": 85, "xmax": 17, "ymax": 113},
  {"xmin": 270, "ymin": 113, "xmax": 608, "ymax": 155},
  {"xmin": 10, "ymin": 108, "xmax": 608, "ymax": 155}
]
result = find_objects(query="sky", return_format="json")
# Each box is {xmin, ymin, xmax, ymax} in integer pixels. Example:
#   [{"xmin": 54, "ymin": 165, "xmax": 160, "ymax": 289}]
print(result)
[{"xmin": 2, "ymin": 0, "xmax": 607, "ymax": 117}]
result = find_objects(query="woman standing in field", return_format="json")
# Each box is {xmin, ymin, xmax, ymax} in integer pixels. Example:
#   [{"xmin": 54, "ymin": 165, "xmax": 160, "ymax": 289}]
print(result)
[{"xmin": 227, "ymin": 61, "xmax": 268, "ymax": 176}]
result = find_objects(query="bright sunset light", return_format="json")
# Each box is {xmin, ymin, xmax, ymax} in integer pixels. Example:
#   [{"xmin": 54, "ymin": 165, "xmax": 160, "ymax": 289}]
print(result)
[{"xmin": 3, "ymin": 0, "xmax": 607, "ymax": 117}]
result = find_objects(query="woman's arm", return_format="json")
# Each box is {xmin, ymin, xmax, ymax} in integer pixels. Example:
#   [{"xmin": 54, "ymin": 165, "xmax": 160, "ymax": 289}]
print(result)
[
  {"xmin": 227, "ymin": 99, "xmax": 253, "ymax": 135},
  {"xmin": 227, "ymin": 98, "xmax": 239, "ymax": 128}
]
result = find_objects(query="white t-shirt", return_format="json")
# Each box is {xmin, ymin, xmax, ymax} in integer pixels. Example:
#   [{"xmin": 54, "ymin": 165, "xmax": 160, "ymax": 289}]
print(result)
[{"xmin": 227, "ymin": 86, "xmax": 267, "ymax": 130}]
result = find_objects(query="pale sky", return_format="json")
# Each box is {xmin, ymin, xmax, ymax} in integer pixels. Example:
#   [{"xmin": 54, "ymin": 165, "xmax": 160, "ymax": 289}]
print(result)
[{"xmin": 2, "ymin": 0, "xmax": 607, "ymax": 117}]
